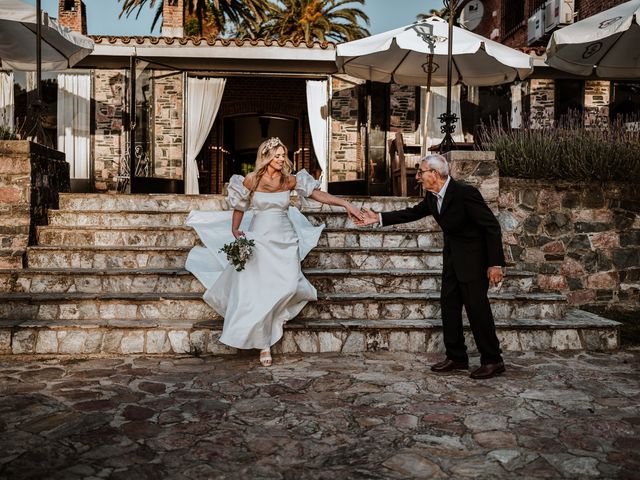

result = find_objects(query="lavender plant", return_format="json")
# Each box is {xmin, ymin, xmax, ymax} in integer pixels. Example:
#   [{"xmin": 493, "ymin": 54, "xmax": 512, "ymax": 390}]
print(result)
[{"xmin": 477, "ymin": 115, "xmax": 640, "ymax": 182}]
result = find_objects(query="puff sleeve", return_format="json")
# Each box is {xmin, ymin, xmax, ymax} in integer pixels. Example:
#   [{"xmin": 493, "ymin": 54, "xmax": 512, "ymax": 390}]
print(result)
[
  {"xmin": 294, "ymin": 169, "xmax": 320, "ymax": 203},
  {"xmin": 227, "ymin": 175, "xmax": 251, "ymax": 212}
]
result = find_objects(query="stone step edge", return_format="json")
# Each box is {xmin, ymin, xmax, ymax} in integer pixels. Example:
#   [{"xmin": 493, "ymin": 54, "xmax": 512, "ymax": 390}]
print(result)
[
  {"xmin": 37, "ymin": 226, "xmax": 433, "ymax": 234},
  {"xmin": 0, "ymin": 311, "xmax": 621, "ymax": 330},
  {"xmin": 0, "ymin": 267, "xmax": 537, "ymax": 278},
  {"xmin": 1, "ymin": 310, "xmax": 620, "ymax": 355},
  {"xmin": 26, "ymin": 246, "xmax": 443, "ymax": 253},
  {"xmin": 49, "ymin": 209, "xmax": 371, "ymax": 216},
  {"xmin": 0, "ymin": 291, "xmax": 567, "ymax": 302}
]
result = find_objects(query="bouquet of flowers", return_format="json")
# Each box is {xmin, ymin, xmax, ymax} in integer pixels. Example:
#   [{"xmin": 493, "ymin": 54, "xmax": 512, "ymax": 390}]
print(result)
[{"xmin": 220, "ymin": 236, "xmax": 255, "ymax": 271}]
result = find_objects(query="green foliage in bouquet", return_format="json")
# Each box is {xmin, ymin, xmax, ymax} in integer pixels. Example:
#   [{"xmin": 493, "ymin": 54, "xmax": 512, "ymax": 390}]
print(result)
[{"xmin": 220, "ymin": 237, "xmax": 255, "ymax": 271}]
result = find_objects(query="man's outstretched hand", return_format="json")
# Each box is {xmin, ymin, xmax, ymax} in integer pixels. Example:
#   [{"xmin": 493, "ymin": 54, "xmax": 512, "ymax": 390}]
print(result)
[
  {"xmin": 487, "ymin": 266, "xmax": 503, "ymax": 287},
  {"xmin": 353, "ymin": 208, "xmax": 380, "ymax": 227}
]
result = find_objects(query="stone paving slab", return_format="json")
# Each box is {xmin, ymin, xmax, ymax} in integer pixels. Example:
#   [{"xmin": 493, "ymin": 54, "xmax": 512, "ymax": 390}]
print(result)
[{"xmin": 0, "ymin": 350, "xmax": 638, "ymax": 479}]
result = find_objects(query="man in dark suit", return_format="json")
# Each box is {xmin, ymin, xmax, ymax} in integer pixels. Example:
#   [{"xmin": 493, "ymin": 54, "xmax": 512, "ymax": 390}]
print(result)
[{"xmin": 356, "ymin": 154, "xmax": 505, "ymax": 379}]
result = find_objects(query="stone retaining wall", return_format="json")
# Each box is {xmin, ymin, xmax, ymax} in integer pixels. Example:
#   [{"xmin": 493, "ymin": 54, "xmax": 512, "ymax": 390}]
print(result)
[
  {"xmin": 499, "ymin": 177, "xmax": 639, "ymax": 311},
  {"xmin": 0, "ymin": 141, "xmax": 70, "ymax": 268}
]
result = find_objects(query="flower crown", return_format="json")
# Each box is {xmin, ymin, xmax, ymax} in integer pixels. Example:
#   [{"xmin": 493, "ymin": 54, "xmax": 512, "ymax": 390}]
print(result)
[{"xmin": 261, "ymin": 137, "xmax": 283, "ymax": 155}]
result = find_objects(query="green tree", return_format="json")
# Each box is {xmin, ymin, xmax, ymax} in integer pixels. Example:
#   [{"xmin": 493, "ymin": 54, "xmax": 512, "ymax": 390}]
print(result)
[
  {"xmin": 235, "ymin": 0, "xmax": 370, "ymax": 43},
  {"xmin": 118, "ymin": 0, "xmax": 272, "ymax": 37}
]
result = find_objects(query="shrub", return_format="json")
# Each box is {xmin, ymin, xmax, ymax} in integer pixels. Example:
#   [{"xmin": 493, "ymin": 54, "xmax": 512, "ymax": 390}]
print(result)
[{"xmin": 477, "ymin": 117, "xmax": 640, "ymax": 182}]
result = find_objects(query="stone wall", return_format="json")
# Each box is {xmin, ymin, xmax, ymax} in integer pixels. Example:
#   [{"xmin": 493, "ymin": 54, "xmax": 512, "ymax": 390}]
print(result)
[
  {"xmin": 153, "ymin": 73, "xmax": 183, "ymax": 179},
  {"xmin": 584, "ymin": 80, "xmax": 610, "ymax": 128},
  {"xmin": 330, "ymin": 76, "xmax": 363, "ymax": 182},
  {"xmin": 499, "ymin": 178, "xmax": 639, "ymax": 311},
  {"xmin": 528, "ymin": 79, "xmax": 555, "ymax": 128},
  {"xmin": 446, "ymin": 151, "xmax": 500, "ymax": 211},
  {"xmin": 389, "ymin": 84, "xmax": 417, "ymax": 134},
  {"xmin": 0, "ymin": 141, "xmax": 69, "ymax": 268},
  {"xmin": 93, "ymin": 69, "xmax": 126, "ymax": 192}
]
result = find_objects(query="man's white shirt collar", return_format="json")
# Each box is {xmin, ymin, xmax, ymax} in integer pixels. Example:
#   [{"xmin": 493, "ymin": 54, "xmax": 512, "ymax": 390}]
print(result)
[{"xmin": 434, "ymin": 175, "xmax": 451, "ymax": 200}]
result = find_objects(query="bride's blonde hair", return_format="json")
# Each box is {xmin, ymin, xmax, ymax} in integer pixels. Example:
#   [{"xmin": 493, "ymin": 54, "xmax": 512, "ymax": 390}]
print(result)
[{"xmin": 249, "ymin": 137, "xmax": 293, "ymax": 197}]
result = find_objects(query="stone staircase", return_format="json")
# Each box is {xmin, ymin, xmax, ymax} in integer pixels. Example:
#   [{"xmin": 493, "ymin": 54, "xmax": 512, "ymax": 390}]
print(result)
[{"xmin": 0, "ymin": 193, "xmax": 619, "ymax": 355}]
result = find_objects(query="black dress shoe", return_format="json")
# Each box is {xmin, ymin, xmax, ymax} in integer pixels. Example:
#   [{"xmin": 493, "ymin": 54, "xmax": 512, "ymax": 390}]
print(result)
[
  {"xmin": 430, "ymin": 358, "xmax": 469, "ymax": 373},
  {"xmin": 470, "ymin": 362, "xmax": 506, "ymax": 379}
]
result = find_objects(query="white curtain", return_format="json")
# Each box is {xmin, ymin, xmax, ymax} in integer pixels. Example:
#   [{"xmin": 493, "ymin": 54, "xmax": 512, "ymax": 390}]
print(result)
[
  {"xmin": 420, "ymin": 85, "xmax": 464, "ymax": 154},
  {"xmin": 0, "ymin": 71, "xmax": 14, "ymax": 130},
  {"xmin": 57, "ymin": 72, "xmax": 91, "ymax": 179},
  {"xmin": 510, "ymin": 82, "xmax": 523, "ymax": 129},
  {"xmin": 306, "ymin": 79, "xmax": 329, "ymax": 191},
  {"xmin": 185, "ymin": 77, "xmax": 226, "ymax": 195}
]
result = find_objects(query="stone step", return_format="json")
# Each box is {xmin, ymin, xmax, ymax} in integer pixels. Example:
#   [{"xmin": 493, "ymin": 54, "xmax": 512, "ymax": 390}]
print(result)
[
  {"xmin": 48, "ymin": 210, "xmax": 438, "ymax": 231},
  {"xmin": 26, "ymin": 246, "xmax": 445, "ymax": 270},
  {"xmin": 1, "ymin": 310, "xmax": 620, "ymax": 355},
  {"xmin": 0, "ymin": 291, "xmax": 567, "ymax": 322},
  {"xmin": 36, "ymin": 226, "xmax": 443, "ymax": 249},
  {"xmin": 58, "ymin": 193, "xmax": 423, "ymax": 213},
  {"xmin": 0, "ymin": 268, "xmax": 537, "ymax": 294}
]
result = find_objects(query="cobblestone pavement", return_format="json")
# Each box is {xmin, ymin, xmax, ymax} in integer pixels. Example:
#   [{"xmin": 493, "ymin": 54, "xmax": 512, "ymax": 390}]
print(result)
[{"xmin": 1, "ymin": 350, "xmax": 639, "ymax": 480}]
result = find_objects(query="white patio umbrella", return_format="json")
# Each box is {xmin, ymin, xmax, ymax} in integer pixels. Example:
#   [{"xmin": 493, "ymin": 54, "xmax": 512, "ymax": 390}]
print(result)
[
  {"xmin": 545, "ymin": 0, "xmax": 640, "ymax": 78},
  {"xmin": 0, "ymin": 0, "xmax": 94, "ymax": 71},
  {"xmin": 336, "ymin": 16, "xmax": 533, "ymax": 87}
]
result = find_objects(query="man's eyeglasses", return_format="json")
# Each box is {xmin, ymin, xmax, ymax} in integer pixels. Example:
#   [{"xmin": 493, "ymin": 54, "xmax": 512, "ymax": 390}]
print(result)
[{"xmin": 416, "ymin": 168, "xmax": 436, "ymax": 176}]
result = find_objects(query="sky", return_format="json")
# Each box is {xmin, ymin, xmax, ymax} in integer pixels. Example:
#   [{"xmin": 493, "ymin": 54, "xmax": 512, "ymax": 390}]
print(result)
[{"xmin": 24, "ymin": 0, "xmax": 443, "ymax": 37}]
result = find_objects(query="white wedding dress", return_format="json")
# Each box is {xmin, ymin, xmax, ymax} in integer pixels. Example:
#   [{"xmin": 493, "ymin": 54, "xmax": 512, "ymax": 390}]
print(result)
[{"xmin": 185, "ymin": 170, "xmax": 324, "ymax": 349}]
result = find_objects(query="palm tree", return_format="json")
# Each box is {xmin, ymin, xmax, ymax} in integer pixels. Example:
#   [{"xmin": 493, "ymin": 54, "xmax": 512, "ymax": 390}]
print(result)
[
  {"xmin": 235, "ymin": 0, "xmax": 370, "ymax": 43},
  {"xmin": 118, "ymin": 0, "xmax": 272, "ymax": 37}
]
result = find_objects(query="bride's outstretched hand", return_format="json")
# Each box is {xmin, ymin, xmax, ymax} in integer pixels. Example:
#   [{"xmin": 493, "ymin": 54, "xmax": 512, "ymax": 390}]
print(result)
[
  {"xmin": 353, "ymin": 208, "xmax": 380, "ymax": 227},
  {"xmin": 345, "ymin": 202, "xmax": 365, "ymax": 222},
  {"xmin": 232, "ymin": 229, "xmax": 245, "ymax": 239}
]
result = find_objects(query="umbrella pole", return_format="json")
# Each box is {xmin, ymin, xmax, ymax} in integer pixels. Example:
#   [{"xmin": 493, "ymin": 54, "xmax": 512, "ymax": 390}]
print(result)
[
  {"xmin": 36, "ymin": 0, "xmax": 42, "ymax": 106},
  {"xmin": 26, "ymin": 0, "xmax": 45, "ymax": 144},
  {"xmin": 438, "ymin": 0, "xmax": 459, "ymax": 154}
]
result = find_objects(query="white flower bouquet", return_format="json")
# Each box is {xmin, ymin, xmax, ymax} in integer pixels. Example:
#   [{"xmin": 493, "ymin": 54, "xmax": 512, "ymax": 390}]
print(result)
[{"xmin": 220, "ymin": 237, "xmax": 255, "ymax": 271}]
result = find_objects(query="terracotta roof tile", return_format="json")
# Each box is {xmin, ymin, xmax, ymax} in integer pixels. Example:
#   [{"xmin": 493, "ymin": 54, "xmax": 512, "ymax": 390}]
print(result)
[{"xmin": 89, "ymin": 35, "xmax": 335, "ymax": 49}]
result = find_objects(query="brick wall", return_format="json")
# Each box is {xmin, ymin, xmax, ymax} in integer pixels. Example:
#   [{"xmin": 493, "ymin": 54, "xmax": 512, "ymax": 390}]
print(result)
[
  {"xmin": 93, "ymin": 70, "xmax": 126, "ymax": 192},
  {"xmin": 162, "ymin": 0, "xmax": 184, "ymax": 37},
  {"xmin": 499, "ymin": 177, "xmax": 639, "ymax": 311},
  {"xmin": 57, "ymin": 0, "xmax": 87, "ymax": 35},
  {"xmin": 575, "ymin": 0, "xmax": 628, "ymax": 20},
  {"xmin": 330, "ymin": 77, "xmax": 363, "ymax": 182},
  {"xmin": 0, "ymin": 141, "xmax": 69, "ymax": 268},
  {"xmin": 153, "ymin": 73, "xmax": 183, "ymax": 179}
]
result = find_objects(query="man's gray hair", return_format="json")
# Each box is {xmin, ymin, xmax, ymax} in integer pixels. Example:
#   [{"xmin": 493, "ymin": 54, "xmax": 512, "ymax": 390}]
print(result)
[{"xmin": 421, "ymin": 154, "xmax": 449, "ymax": 177}]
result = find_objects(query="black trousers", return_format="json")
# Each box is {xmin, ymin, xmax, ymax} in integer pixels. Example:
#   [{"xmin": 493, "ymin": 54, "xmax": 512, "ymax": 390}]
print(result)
[{"xmin": 439, "ymin": 261, "xmax": 503, "ymax": 365}]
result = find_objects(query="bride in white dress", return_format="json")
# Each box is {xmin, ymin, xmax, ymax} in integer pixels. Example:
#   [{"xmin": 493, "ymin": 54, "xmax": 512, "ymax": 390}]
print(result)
[{"xmin": 185, "ymin": 137, "xmax": 362, "ymax": 366}]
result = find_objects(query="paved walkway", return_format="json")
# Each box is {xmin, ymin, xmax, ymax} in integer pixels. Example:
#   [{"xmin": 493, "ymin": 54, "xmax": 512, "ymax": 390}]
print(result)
[{"xmin": 1, "ymin": 350, "xmax": 639, "ymax": 479}]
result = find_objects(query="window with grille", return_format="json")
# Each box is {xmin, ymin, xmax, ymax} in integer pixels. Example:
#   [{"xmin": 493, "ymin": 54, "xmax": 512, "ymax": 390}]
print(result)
[
  {"xmin": 529, "ymin": 0, "xmax": 546, "ymax": 16},
  {"xmin": 502, "ymin": 0, "xmax": 525, "ymax": 35}
]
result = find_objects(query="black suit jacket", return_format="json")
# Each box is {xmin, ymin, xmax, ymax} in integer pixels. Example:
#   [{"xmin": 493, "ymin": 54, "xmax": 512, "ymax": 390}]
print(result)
[{"xmin": 381, "ymin": 178, "xmax": 505, "ymax": 282}]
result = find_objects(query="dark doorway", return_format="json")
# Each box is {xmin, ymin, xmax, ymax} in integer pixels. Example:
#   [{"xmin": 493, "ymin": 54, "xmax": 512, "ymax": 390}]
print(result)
[
  {"xmin": 224, "ymin": 115, "xmax": 298, "ymax": 176},
  {"xmin": 196, "ymin": 76, "xmax": 314, "ymax": 194}
]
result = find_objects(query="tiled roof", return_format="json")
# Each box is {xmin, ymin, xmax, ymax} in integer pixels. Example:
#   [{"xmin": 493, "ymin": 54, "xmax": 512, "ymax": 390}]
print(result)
[{"xmin": 89, "ymin": 35, "xmax": 335, "ymax": 49}]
